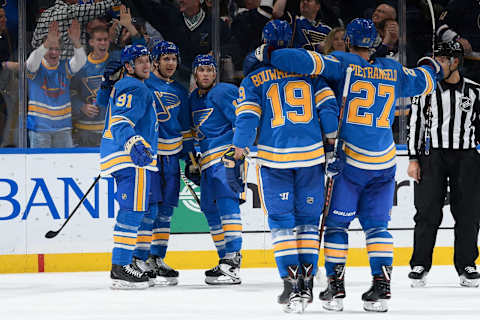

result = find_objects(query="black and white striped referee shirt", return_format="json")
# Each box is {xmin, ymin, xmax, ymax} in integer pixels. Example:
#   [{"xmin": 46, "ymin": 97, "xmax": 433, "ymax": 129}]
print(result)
[{"xmin": 408, "ymin": 77, "xmax": 480, "ymax": 158}]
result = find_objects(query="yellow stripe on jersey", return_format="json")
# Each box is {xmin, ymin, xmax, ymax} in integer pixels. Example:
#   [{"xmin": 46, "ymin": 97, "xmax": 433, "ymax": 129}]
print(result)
[
  {"xmin": 235, "ymin": 104, "xmax": 262, "ymax": 117},
  {"xmin": 324, "ymin": 248, "xmax": 348, "ymax": 258},
  {"xmin": 136, "ymin": 235, "xmax": 152, "ymax": 243},
  {"xmin": 315, "ymin": 88, "xmax": 335, "ymax": 106},
  {"xmin": 200, "ymin": 148, "xmax": 229, "ymax": 170},
  {"xmin": 310, "ymin": 51, "xmax": 324, "ymax": 75},
  {"xmin": 73, "ymin": 122, "xmax": 105, "ymax": 131},
  {"xmin": 152, "ymin": 233, "xmax": 170, "ymax": 240},
  {"xmin": 182, "ymin": 130, "xmax": 193, "ymax": 140},
  {"xmin": 28, "ymin": 105, "xmax": 71, "ymax": 116},
  {"xmin": 344, "ymin": 144, "xmax": 396, "ymax": 164},
  {"xmin": 273, "ymin": 240, "xmax": 297, "ymax": 251},
  {"xmin": 418, "ymin": 67, "xmax": 434, "ymax": 96},
  {"xmin": 100, "ymin": 155, "xmax": 132, "ymax": 171},
  {"xmin": 257, "ymin": 147, "xmax": 324, "ymax": 163},
  {"xmin": 157, "ymin": 140, "xmax": 183, "ymax": 151},
  {"xmin": 256, "ymin": 165, "xmax": 268, "ymax": 216},
  {"xmin": 111, "ymin": 116, "xmax": 134, "ymax": 127}
]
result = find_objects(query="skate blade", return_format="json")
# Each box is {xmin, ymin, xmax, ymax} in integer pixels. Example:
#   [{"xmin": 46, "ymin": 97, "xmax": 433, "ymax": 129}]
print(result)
[
  {"xmin": 205, "ymin": 276, "xmax": 241, "ymax": 285},
  {"xmin": 283, "ymin": 298, "xmax": 303, "ymax": 313},
  {"xmin": 154, "ymin": 277, "xmax": 178, "ymax": 286},
  {"xmin": 363, "ymin": 300, "xmax": 388, "ymax": 312},
  {"xmin": 111, "ymin": 279, "xmax": 149, "ymax": 290},
  {"xmin": 459, "ymin": 277, "xmax": 479, "ymax": 288},
  {"xmin": 322, "ymin": 298, "xmax": 344, "ymax": 311},
  {"xmin": 300, "ymin": 295, "xmax": 312, "ymax": 312},
  {"xmin": 410, "ymin": 278, "xmax": 426, "ymax": 288}
]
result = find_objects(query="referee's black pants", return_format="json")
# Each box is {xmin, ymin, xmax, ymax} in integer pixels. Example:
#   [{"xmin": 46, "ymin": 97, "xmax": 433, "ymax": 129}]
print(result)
[{"xmin": 410, "ymin": 149, "xmax": 480, "ymax": 275}]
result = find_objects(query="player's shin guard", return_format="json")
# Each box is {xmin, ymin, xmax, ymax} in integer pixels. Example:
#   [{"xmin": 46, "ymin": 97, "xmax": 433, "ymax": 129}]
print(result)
[
  {"xmin": 150, "ymin": 204, "xmax": 174, "ymax": 258},
  {"xmin": 323, "ymin": 225, "xmax": 349, "ymax": 276},
  {"xmin": 364, "ymin": 227, "xmax": 393, "ymax": 276},
  {"xmin": 133, "ymin": 204, "xmax": 158, "ymax": 261},
  {"xmin": 296, "ymin": 225, "xmax": 319, "ymax": 311},
  {"xmin": 221, "ymin": 213, "xmax": 243, "ymax": 254},
  {"xmin": 112, "ymin": 209, "xmax": 145, "ymax": 266},
  {"xmin": 271, "ymin": 228, "xmax": 300, "ymax": 279}
]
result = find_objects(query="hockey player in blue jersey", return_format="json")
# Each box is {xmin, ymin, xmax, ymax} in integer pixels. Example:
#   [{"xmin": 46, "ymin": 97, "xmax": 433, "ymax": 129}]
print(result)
[
  {"xmin": 130, "ymin": 41, "xmax": 193, "ymax": 286},
  {"xmin": 256, "ymin": 18, "xmax": 445, "ymax": 312},
  {"xmin": 227, "ymin": 20, "xmax": 339, "ymax": 313},
  {"xmin": 99, "ymin": 44, "xmax": 158, "ymax": 290},
  {"xmin": 188, "ymin": 54, "xmax": 243, "ymax": 285}
]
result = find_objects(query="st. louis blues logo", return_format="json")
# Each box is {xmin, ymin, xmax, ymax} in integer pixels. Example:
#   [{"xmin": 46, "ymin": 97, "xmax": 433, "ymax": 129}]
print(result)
[
  {"xmin": 154, "ymin": 91, "xmax": 181, "ymax": 122},
  {"xmin": 192, "ymin": 108, "xmax": 213, "ymax": 141}
]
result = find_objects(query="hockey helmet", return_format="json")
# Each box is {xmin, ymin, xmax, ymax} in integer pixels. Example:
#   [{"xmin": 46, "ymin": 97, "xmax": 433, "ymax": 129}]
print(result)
[
  {"xmin": 434, "ymin": 40, "xmax": 464, "ymax": 58},
  {"xmin": 345, "ymin": 18, "xmax": 377, "ymax": 48},
  {"xmin": 262, "ymin": 19, "xmax": 292, "ymax": 49},
  {"xmin": 192, "ymin": 54, "xmax": 217, "ymax": 72},
  {"xmin": 151, "ymin": 40, "xmax": 181, "ymax": 63},
  {"xmin": 121, "ymin": 44, "xmax": 150, "ymax": 67}
]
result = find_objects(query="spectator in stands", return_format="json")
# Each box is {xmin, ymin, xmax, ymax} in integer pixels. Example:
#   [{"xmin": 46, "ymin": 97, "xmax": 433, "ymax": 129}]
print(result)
[
  {"xmin": 323, "ymin": 27, "xmax": 345, "ymax": 54},
  {"xmin": 123, "ymin": 0, "xmax": 231, "ymax": 88},
  {"xmin": 273, "ymin": 0, "xmax": 342, "ymax": 28},
  {"xmin": 229, "ymin": 0, "xmax": 272, "ymax": 76},
  {"xmin": 436, "ymin": 0, "xmax": 480, "ymax": 83},
  {"xmin": 0, "ymin": 7, "xmax": 19, "ymax": 147},
  {"xmin": 371, "ymin": 18, "xmax": 399, "ymax": 60},
  {"xmin": 31, "ymin": 0, "xmax": 120, "ymax": 60},
  {"xmin": 370, "ymin": 2, "xmax": 397, "ymax": 58},
  {"xmin": 70, "ymin": 25, "xmax": 111, "ymax": 147},
  {"xmin": 26, "ymin": 20, "xmax": 86, "ymax": 148}
]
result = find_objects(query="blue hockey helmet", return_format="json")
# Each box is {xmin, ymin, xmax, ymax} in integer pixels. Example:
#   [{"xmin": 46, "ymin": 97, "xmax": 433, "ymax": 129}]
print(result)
[
  {"xmin": 151, "ymin": 40, "xmax": 180, "ymax": 62},
  {"xmin": 345, "ymin": 18, "xmax": 377, "ymax": 48},
  {"xmin": 262, "ymin": 19, "xmax": 292, "ymax": 49},
  {"xmin": 192, "ymin": 54, "xmax": 217, "ymax": 72},
  {"xmin": 121, "ymin": 44, "xmax": 150, "ymax": 67}
]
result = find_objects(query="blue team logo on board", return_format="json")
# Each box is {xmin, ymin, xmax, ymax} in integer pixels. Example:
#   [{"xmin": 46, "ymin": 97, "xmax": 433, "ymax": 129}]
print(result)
[
  {"xmin": 192, "ymin": 108, "xmax": 213, "ymax": 141},
  {"xmin": 154, "ymin": 91, "xmax": 181, "ymax": 122}
]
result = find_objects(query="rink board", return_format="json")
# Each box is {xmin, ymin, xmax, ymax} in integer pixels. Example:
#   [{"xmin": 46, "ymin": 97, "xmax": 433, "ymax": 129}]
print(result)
[{"xmin": 0, "ymin": 148, "xmax": 476, "ymax": 273}]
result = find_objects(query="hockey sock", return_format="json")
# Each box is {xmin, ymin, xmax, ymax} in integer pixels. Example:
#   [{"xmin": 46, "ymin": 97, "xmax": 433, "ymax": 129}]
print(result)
[
  {"xmin": 272, "ymin": 228, "xmax": 300, "ymax": 278},
  {"xmin": 151, "ymin": 204, "xmax": 174, "ymax": 258},
  {"xmin": 132, "ymin": 204, "xmax": 158, "ymax": 260},
  {"xmin": 296, "ymin": 224, "xmax": 319, "ymax": 275},
  {"xmin": 218, "ymin": 198, "xmax": 242, "ymax": 254},
  {"xmin": 364, "ymin": 224, "xmax": 393, "ymax": 275},
  {"xmin": 324, "ymin": 220, "xmax": 349, "ymax": 276},
  {"xmin": 204, "ymin": 211, "xmax": 226, "ymax": 259},
  {"xmin": 112, "ymin": 209, "xmax": 146, "ymax": 266}
]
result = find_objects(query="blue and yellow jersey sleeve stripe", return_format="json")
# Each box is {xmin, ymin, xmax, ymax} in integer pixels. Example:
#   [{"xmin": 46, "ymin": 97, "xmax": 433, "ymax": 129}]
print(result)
[{"xmin": 235, "ymin": 101, "xmax": 262, "ymax": 118}]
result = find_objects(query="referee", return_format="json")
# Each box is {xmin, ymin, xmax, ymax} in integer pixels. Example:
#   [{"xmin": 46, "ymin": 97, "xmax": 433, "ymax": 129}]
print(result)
[{"xmin": 407, "ymin": 40, "xmax": 480, "ymax": 288}]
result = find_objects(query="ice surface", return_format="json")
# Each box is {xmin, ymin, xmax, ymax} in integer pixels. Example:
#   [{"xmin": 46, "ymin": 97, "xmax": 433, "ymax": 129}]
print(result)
[{"xmin": 0, "ymin": 266, "xmax": 478, "ymax": 320}]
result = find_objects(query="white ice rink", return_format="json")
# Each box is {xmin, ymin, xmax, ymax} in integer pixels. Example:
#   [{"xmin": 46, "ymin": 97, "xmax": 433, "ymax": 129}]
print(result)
[{"xmin": 1, "ymin": 266, "xmax": 478, "ymax": 320}]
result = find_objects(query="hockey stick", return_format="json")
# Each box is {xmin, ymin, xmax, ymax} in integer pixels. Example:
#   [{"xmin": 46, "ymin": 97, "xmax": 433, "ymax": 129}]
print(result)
[
  {"xmin": 45, "ymin": 174, "xmax": 101, "ymax": 239},
  {"xmin": 423, "ymin": 0, "xmax": 436, "ymax": 156},
  {"xmin": 180, "ymin": 168, "xmax": 201, "ymax": 206},
  {"xmin": 318, "ymin": 67, "xmax": 353, "ymax": 251}
]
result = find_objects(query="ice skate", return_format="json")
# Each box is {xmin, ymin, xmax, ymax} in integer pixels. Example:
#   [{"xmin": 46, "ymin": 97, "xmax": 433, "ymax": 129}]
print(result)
[
  {"xmin": 319, "ymin": 264, "xmax": 345, "ymax": 311},
  {"xmin": 132, "ymin": 256, "xmax": 157, "ymax": 287},
  {"xmin": 147, "ymin": 255, "xmax": 179, "ymax": 286},
  {"xmin": 408, "ymin": 266, "xmax": 428, "ymax": 288},
  {"xmin": 300, "ymin": 264, "xmax": 314, "ymax": 311},
  {"xmin": 110, "ymin": 263, "xmax": 149, "ymax": 290},
  {"xmin": 362, "ymin": 265, "xmax": 392, "ymax": 312},
  {"xmin": 278, "ymin": 265, "xmax": 303, "ymax": 313},
  {"xmin": 205, "ymin": 252, "xmax": 241, "ymax": 285},
  {"xmin": 459, "ymin": 266, "xmax": 480, "ymax": 288}
]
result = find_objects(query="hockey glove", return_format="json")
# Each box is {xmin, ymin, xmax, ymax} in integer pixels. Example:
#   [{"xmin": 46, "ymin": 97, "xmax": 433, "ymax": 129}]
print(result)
[
  {"xmin": 125, "ymin": 135, "xmax": 154, "ymax": 167},
  {"xmin": 417, "ymin": 56, "xmax": 443, "ymax": 81},
  {"xmin": 326, "ymin": 142, "xmax": 346, "ymax": 179},
  {"xmin": 101, "ymin": 59, "xmax": 123, "ymax": 90},
  {"xmin": 185, "ymin": 158, "xmax": 201, "ymax": 186},
  {"xmin": 222, "ymin": 147, "xmax": 245, "ymax": 194}
]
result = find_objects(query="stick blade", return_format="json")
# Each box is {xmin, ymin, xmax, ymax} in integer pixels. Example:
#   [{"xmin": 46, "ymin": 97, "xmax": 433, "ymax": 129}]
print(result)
[{"xmin": 45, "ymin": 230, "xmax": 59, "ymax": 239}]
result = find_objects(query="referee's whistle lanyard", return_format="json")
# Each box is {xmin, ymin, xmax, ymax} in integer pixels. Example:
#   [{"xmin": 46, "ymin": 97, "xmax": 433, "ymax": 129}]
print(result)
[{"xmin": 424, "ymin": 61, "xmax": 457, "ymax": 157}]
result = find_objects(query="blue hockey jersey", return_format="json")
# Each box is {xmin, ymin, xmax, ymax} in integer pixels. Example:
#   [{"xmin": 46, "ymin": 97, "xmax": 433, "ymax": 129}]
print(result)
[
  {"xmin": 27, "ymin": 60, "xmax": 74, "ymax": 132},
  {"xmin": 233, "ymin": 65, "xmax": 338, "ymax": 168},
  {"xmin": 100, "ymin": 75, "xmax": 158, "ymax": 175},
  {"xmin": 292, "ymin": 17, "xmax": 331, "ymax": 51},
  {"xmin": 189, "ymin": 83, "xmax": 238, "ymax": 170},
  {"xmin": 145, "ymin": 73, "xmax": 193, "ymax": 156},
  {"xmin": 270, "ymin": 49, "xmax": 437, "ymax": 170},
  {"xmin": 71, "ymin": 53, "xmax": 111, "ymax": 133}
]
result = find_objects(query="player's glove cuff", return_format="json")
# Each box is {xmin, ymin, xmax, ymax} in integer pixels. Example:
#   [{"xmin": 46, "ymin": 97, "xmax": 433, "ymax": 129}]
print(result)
[{"xmin": 124, "ymin": 135, "xmax": 145, "ymax": 153}]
